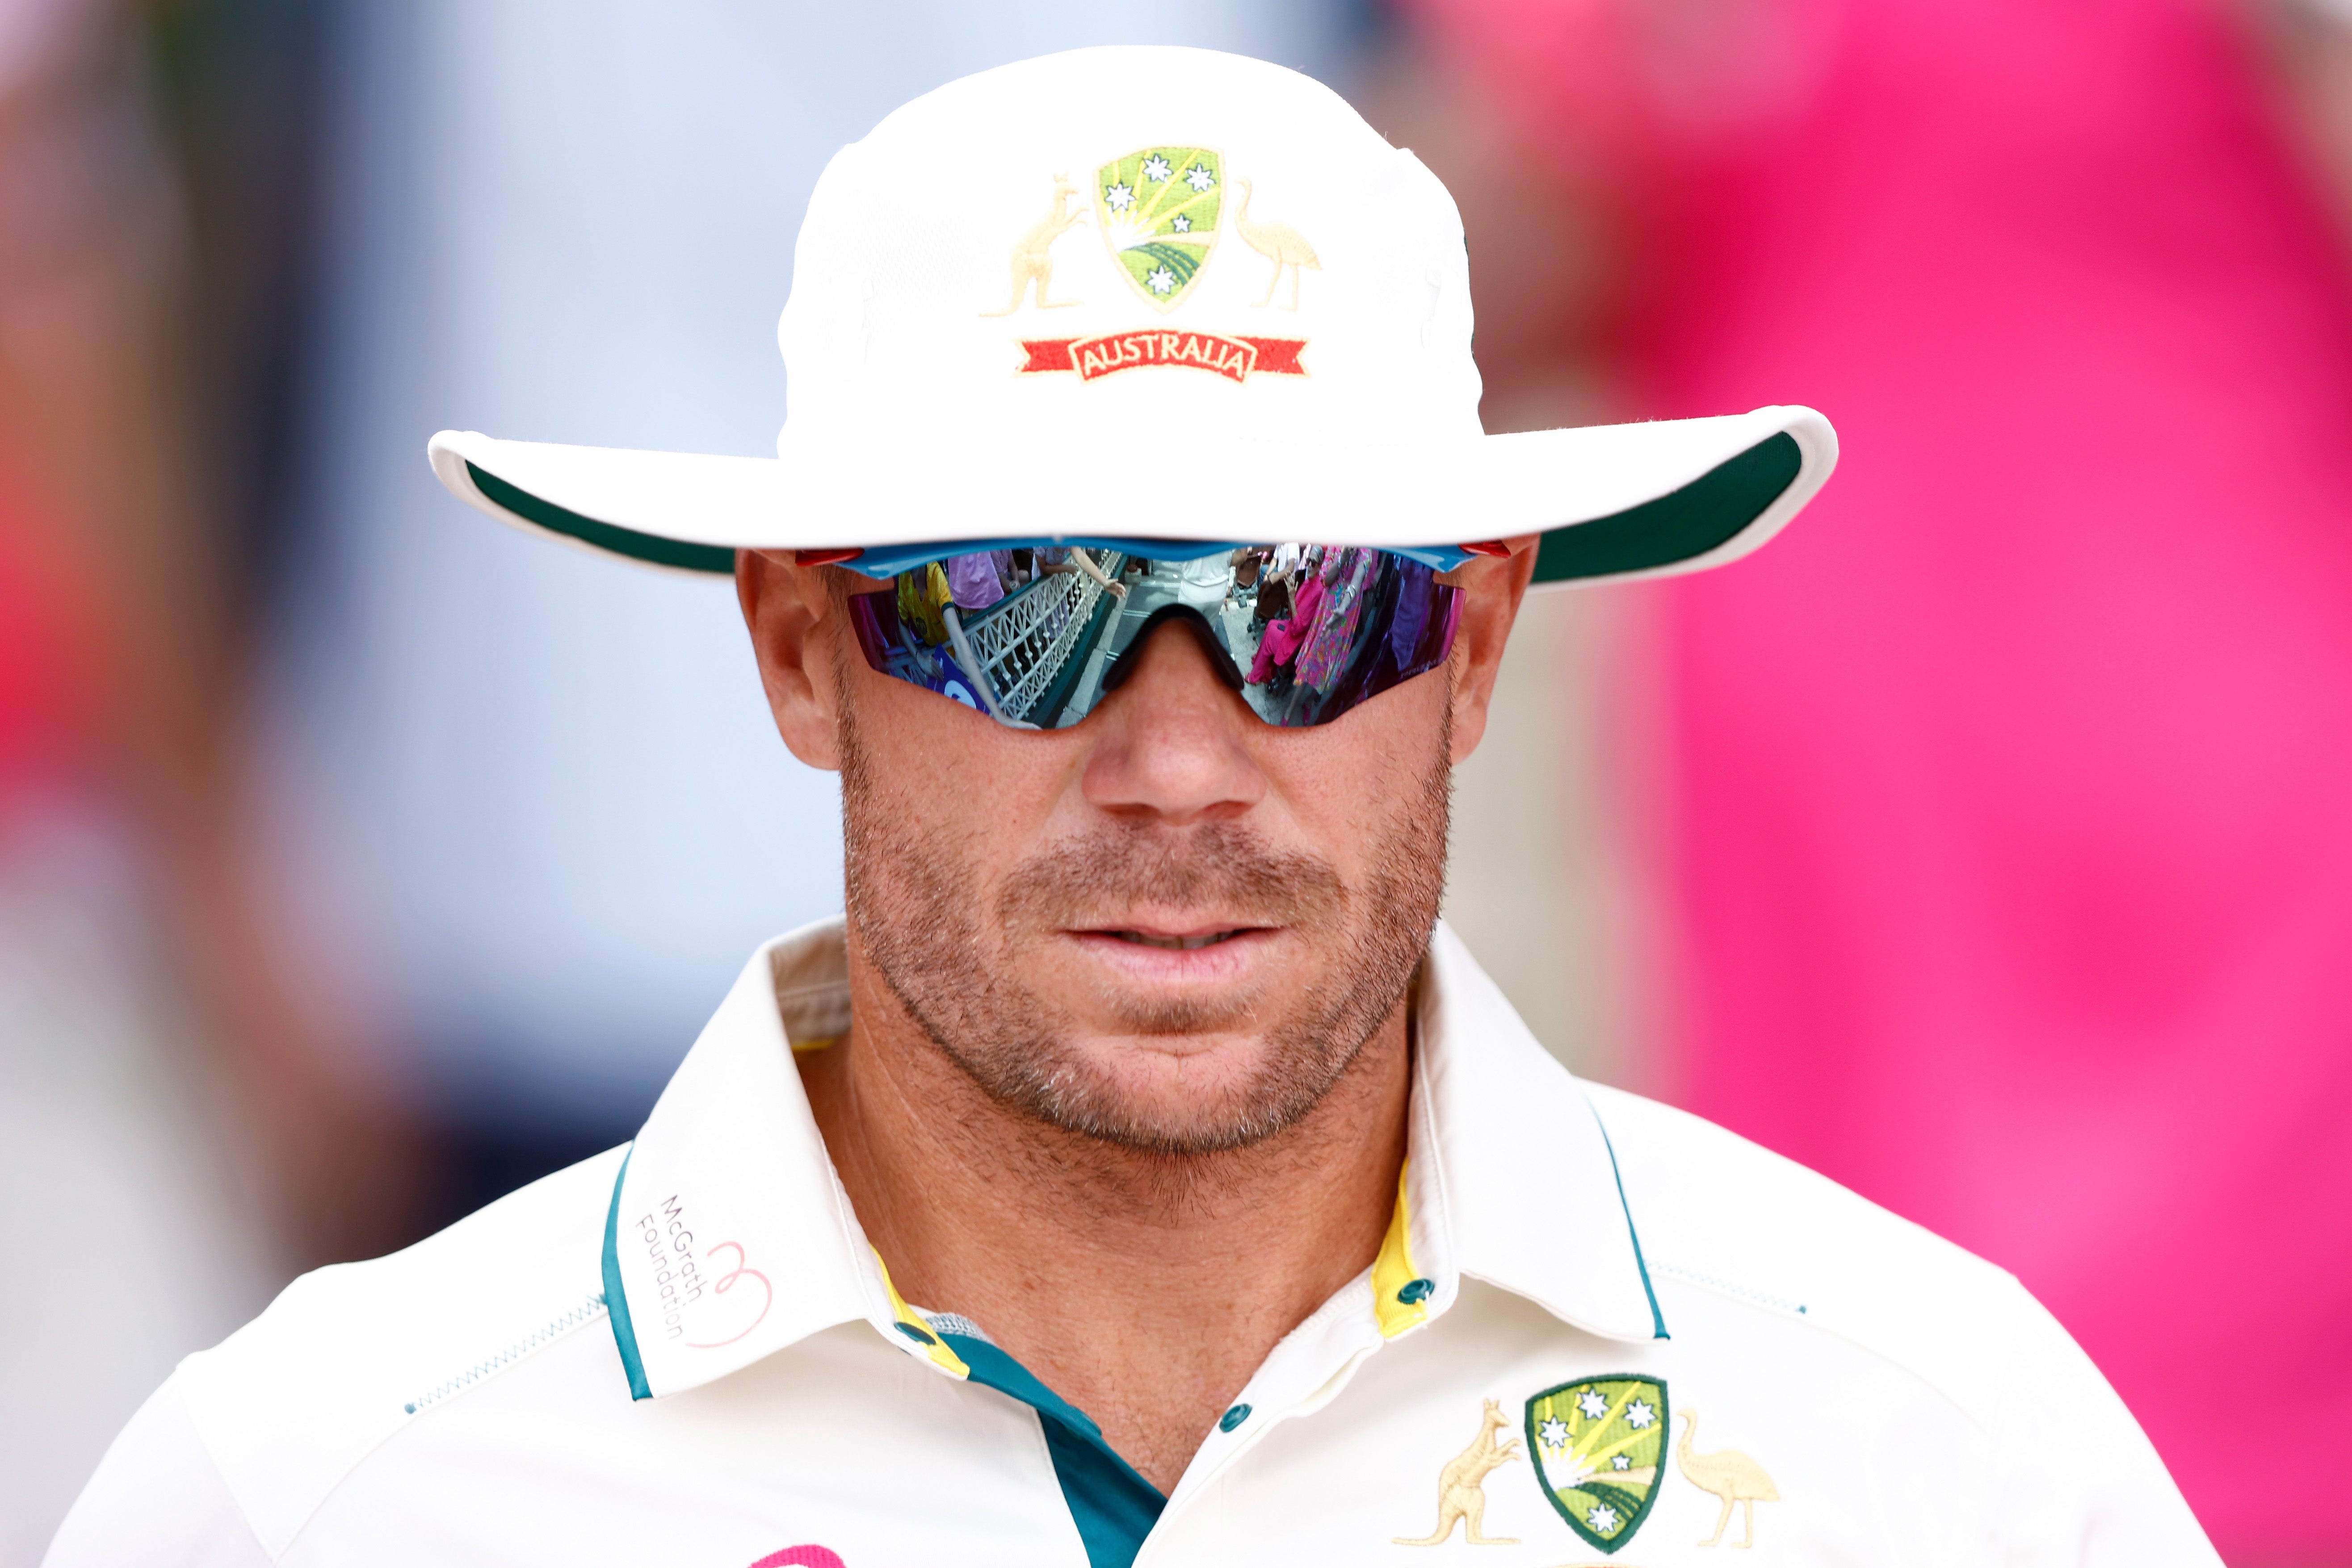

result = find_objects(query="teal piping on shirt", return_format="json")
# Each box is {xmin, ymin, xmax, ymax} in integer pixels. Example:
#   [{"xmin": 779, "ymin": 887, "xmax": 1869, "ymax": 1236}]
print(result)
[
  {"xmin": 602, "ymin": 1147, "xmax": 653, "ymax": 1400},
  {"xmin": 940, "ymin": 1332, "xmax": 1165, "ymax": 1568},
  {"xmin": 1588, "ymin": 1107, "xmax": 1670, "ymax": 1340}
]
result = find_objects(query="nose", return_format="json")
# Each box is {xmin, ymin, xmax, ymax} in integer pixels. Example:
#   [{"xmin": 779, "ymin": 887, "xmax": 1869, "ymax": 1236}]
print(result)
[{"xmin": 1081, "ymin": 616, "xmax": 1268, "ymax": 826}]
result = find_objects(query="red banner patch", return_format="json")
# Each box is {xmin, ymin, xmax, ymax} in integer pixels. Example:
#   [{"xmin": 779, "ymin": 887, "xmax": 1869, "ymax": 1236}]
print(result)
[{"xmin": 1017, "ymin": 330, "xmax": 1307, "ymax": 383}]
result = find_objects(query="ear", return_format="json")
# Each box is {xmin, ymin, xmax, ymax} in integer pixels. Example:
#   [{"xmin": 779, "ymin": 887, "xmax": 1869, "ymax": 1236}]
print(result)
[
  {"xmin": 737, "ymin": 550, "xmax": 847, "ymax": 772},
  {"xmin": 1444, "ymin": 534, "xmax": 1541, "ymax": 765}
]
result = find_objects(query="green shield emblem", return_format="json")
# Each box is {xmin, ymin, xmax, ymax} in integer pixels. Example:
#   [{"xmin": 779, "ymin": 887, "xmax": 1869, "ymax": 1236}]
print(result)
[
  {"xmin": 1525, "ymin": 1376, "xmax": 1669, "ymax": 1555},
  {"xmin": 1095, "ymin": 147, "xmax": 1222, "ymax": 311}
]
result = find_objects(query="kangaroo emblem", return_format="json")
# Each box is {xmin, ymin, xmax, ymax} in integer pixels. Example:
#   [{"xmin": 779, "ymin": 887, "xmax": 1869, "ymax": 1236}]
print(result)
[
  {"xmin": 980, "ymin": 173, "xmax": 1089, "ymax": 316},
  {"xmin": 1394, "ymin": 1398, "xmax": 1525, "ymax": 1547}
]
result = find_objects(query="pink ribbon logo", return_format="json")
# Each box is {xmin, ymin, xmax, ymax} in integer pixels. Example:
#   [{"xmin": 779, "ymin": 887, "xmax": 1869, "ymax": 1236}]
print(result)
[
  {"xmin": 747, "ymin": 1548, "xmax": 844, "ymax": 1568},
  {"xmin": 684, "ymin": 1240, "xmax": 773, "ymax": 1349}
]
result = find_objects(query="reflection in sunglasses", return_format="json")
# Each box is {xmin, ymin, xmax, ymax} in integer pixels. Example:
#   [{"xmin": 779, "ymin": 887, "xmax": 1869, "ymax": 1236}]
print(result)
[{"xmin": 846, "ymin": 545, "xmax": 1462, "ymax": 729}]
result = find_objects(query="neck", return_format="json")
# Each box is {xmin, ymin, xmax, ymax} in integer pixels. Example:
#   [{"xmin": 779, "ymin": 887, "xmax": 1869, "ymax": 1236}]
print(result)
[{"xmin": 798, "ymin": 935, "xmax": 1412, "ymax": 1494}]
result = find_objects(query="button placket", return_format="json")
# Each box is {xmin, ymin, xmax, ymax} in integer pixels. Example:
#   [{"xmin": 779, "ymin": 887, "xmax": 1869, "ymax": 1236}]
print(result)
[
  {"xmin": 1139, "ymin": 1337, "xmax": 1385, "ymax": 1565},
  {"xmin": 1147, "ymin": 1282, "xmax": 1393, "ymax": 1543}
]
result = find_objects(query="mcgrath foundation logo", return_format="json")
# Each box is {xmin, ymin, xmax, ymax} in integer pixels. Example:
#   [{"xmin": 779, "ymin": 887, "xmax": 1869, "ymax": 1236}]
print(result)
[{"xmin": 639, "ymin": 1195, "xmax": 771, "ymax": 1349}]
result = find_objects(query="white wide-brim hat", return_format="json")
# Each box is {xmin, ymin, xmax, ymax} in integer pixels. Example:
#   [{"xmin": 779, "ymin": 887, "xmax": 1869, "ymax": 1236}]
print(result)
[{"xmin": 429, "ymin": 46, "xmax": 1836, "ymax": 588}]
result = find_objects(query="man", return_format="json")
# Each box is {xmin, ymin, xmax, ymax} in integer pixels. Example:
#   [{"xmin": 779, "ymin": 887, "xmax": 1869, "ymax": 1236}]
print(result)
[{"xmin": 50, "ymin": 47, "xmax": 2213, "ymax": 1568}]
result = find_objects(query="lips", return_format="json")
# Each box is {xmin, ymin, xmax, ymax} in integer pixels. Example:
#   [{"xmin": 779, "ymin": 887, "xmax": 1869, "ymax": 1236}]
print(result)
[
  {"xmin": 1109, "ymin": 929, "xmax": 1246, "ymax": 951},
  {"xmin": 1071, "ymin": 921, "xmax": 1277, "ymax": 969}
]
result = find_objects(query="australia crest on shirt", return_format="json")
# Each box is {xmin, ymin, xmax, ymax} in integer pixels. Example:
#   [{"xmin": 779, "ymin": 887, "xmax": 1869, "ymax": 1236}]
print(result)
[{"xmin": 1525, "ymin": 1375, "xmax": 1669, "ymax": 1553}]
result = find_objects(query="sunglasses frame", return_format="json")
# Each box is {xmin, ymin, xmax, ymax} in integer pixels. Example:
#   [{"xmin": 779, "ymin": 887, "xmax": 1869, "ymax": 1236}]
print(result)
[{"xmin": 830, "ymin": 538, "xmax": 1478, "ymax": 731}]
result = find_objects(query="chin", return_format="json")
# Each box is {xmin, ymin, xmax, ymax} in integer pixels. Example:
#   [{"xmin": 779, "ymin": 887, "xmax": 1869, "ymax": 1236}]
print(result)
[
  {"xmin": 1037, "ymin": 1031, "xmax": 1327, "ymax": 1148},
  {"xmin": 1075, "ymin": 1027, "xmax": 1281, "ymax": 1087}
]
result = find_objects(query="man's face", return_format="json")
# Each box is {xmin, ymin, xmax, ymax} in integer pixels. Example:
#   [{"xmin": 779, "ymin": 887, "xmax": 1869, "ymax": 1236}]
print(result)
[{"xmin": 741, "ymin": 551, "xmax": 1533, "ymax": 1155}]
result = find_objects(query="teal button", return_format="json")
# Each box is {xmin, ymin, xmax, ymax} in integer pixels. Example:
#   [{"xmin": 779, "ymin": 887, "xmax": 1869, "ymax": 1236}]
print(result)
[
  {"xmin": 1218, "ymin": 1403, "xmax": 1252, "ymax": 1433},
  {"xmin": 893, "ymin": 1321, "xmax": 939, "ymax": 1346},
  {"xmin": 1396, "ymin": 1278, "xmax": 1435, "ymax": 1305}
]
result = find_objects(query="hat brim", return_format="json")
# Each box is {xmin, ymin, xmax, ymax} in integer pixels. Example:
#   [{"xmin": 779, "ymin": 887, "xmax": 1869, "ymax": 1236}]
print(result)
[{"xmin": 427, "ymin": 406, "xmax": 1835, "ymax": 589}]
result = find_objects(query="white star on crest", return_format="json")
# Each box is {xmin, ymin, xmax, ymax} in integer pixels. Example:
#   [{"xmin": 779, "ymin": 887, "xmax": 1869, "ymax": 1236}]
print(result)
[
  {"xmin": 1146, "ymin": 265, "xmax": 1177, "ymax": 295},
  {"xmin": 1142, "ymin": 154, "xmax": 1172, "ymax": 182},
  {"xmin": 1185, "ymin": 163, "xmax": 1215, "ymax": 191},
  {"xmin": 1577, "ymin": 1391, "xmax": 1609, "ymax": 1420},
  {"xmin": 1588, "ymin": 1505, "xmax": 1621, "ymax": 1533},
  {"xmin": 1625, "ymin": 1400, "xmax": 1656, "ymax": 1429},
  {"xmin": 1171, "ymin": 214, "xmax": 1192, "ymax": 233},
  {"xmin": 1105, "ymin": 182, "xmax": 1134, "ymax": 212},
  {"xmin": 1612, "ymin": 1454, "xmax": 1633, "ymax": 1471},
  {"xmin": 1539, "ymin": 1417, "xmax": 1570, "ymax": 1450}
]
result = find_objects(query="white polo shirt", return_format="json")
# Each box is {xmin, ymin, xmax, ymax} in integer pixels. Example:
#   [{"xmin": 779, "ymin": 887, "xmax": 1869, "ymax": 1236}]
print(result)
[{"xmin": 48, "ymin": 919, "xmax": 2215, "ymax": 1567}]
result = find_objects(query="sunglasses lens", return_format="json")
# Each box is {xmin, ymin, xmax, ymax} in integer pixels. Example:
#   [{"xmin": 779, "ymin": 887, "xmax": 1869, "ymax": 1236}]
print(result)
[{"xmin": 844, "ymin": 545, "xmax": 1461, "ymax": 729}]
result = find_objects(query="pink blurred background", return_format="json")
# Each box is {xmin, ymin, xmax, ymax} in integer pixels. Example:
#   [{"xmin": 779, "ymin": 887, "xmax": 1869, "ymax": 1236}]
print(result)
[{"xmin": 1389, "ymin": 1, "xmax": 2352, "ymax": 1560}]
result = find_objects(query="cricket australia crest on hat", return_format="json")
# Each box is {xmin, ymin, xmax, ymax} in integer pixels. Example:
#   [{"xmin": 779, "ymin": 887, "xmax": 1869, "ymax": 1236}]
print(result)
[
  {"xmin": 1097, "ymin": 146, "xmax": 1222, "ymax": 310},
  {"xmin": 990, "ymin": 142, "xmax": 1311, "ymax": 387},
  {"xmin": 1525, "ymin": 1375, "xmax": 1668, "ymax": 1554}
]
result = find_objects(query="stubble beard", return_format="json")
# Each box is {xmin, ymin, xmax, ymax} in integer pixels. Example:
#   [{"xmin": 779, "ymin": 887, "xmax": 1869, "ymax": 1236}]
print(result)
[{"xmin": 837, "ymin": 668, "xmax": 1453, "ymax": 1159}]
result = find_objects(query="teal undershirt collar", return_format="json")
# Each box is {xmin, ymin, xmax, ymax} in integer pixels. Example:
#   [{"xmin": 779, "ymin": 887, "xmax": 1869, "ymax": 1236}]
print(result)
[{"xmin": 937, "ymin": 1331, "xmax": 1166, "ymax": 1568}]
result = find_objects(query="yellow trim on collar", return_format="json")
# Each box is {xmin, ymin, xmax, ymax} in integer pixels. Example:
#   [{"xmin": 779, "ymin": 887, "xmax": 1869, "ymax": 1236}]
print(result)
[
  {"xmin": 874, "ymin": 1252, "xmax": 971, "ymax": 1378},
  {"xmin": 1372, "ymin": 1161, "xmax": 1430, "ymax": 1338}
]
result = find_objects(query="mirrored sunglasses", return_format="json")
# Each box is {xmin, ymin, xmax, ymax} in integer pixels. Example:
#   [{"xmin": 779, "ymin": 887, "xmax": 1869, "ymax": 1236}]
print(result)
[{"xmin": 817, "ymin": 538, "xmax": 1496, "ymax": 730}]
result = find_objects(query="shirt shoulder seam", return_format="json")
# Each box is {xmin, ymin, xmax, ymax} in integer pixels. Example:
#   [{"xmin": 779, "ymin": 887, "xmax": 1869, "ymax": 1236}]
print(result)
[
  {"xmin": 1644, "ymin": 1257, "xmax": 2008, "ymax": 1449},
  {"xmin": 164, "ymin": 1378, "xmax": 281, "ymax": 1566},
  {"xmin": 269, "ymin": 1295, "xmax": 617, "ymax": 1558}
]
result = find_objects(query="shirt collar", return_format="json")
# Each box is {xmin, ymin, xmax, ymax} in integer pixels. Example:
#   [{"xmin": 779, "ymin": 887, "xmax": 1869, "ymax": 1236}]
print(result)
[
  {"xmin": 601, "ymin": 916, "xmax": 1663, "ymax": 1402},
  {"xmin": 1409, "ymin": 921, "xmax": 1667, "ymax": 1343}
]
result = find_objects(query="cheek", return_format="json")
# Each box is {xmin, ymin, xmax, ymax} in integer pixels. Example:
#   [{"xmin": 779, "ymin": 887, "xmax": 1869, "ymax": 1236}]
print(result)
[
  {"xmin": 1259, "ymin": 673, "xmax": 1452, "ymax": 856},
  {"xmin": 853, "ymin": 672, "xmax": 1086, "ymax": 877}
]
